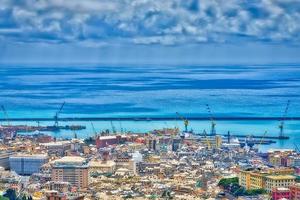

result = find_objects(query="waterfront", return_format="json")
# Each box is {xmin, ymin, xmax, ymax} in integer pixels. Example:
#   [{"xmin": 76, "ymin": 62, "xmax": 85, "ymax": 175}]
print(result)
[{"xmin": 10, "ymin": 119, "xmax": 300, "ymax": 152}]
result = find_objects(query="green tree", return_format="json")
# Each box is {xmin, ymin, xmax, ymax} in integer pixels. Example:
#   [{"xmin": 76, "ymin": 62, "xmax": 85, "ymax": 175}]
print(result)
[
  {"xmin": 3, "ymin": 189, "xmax": 17, "ymax": 200},
  {"xmin": 218, "ymin": 177, "xmax": 239, "ymax": 188}
]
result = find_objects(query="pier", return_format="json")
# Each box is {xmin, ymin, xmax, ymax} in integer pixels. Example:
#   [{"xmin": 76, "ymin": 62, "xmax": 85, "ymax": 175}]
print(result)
[{"xmin": 0, "ymin": 116, "xmax": 300, "ymax": 121}]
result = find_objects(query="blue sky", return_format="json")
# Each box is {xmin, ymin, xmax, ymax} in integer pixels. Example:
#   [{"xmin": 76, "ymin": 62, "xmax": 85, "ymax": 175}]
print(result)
[{"xmin": 0, "ymin": 0, "xmax": 300, "ymax": 65}]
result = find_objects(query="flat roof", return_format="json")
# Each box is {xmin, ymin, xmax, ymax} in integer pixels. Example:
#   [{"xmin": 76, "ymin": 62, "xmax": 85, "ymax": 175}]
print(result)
[
  {"xmin": 98, "ymin": 135, "xmax": 127, "ymax": 140},
  {"xmin": 41, "ymin": 141, "xmax": 70, "ymax": 146},
  {"xmin": 266, "ymin": 175, "xmax": 296, "ymax": 180},
  {"xmin": 10, "ymin": 154, "xmax": 48, "ymax": 159},
  {"xmin": 89, "ymin": 160, "xmax": 116, "ymax": 167},
  {"xmin": 55, "ymin": 156, "xmax": 86, "ymax": 163}
]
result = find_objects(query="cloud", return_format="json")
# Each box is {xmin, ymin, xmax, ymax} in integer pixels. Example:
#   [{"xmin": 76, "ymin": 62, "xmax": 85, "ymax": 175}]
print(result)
[{"xmin": 0, "ymin": 0, "xmax": 299, "ymax": 46}]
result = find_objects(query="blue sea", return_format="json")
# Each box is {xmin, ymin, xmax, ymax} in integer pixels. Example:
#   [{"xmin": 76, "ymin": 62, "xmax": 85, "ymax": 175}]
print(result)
[{"xmin": 1, "ymin": 64, "xmax": 300, "ymax": 151}]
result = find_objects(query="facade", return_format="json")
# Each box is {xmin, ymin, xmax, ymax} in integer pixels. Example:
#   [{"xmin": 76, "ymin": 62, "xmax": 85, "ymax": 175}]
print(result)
[
  {"xmin": 96, "ymin": 135, "xmax": 127, "ymax": 148},
  {"xmin": 0, "ymin": 151, "xmax": 15, "ymax": 169},
  {"xmin": 89, "ymin": 160, "xmax": 116, "ymax": 174},
  {"xmin": 265, "ymin": 175, "xmax": 295, "ymax": 193},
  {"xmin": 9, "ymin": 154, "xmax": 48, "ymax": 175},
  {"xmin": 41, "ymin": 141, "xmax": 71, "ymax": 156},
  {"xmin": 290, "ymin": 183, "xmax": 300, "ymax": 200},
  {"xmin": 52, "ymin": 156, "xmax": 88, "ymax": 189},
  {"xmin": 294, "ymin": 158, "xmax": 300, "ymax": 167},
  {"xmin": 271, "ymin": 187, "xmax": 290, "ymax": 200},
  {"xmin": 199, "ymin": 135, "xmax": 222, "ymax": 149},
  {"xmin": 44, "ymin": 181, "xmax": 71, "ymax": 193},
  {"xmin": 239, "ymin": 170, "xmax": 266, "ymax": 190},
  {"xmin": 115, "ymin": 156, "xmax": 136, "ymax": 175},
  {"xmin": 269, "ymin": 155, "xmax": 281, "ymax": 167},
  {"xmin": 239, "ymin": 168, "xmax": 295, "ymax": 191},
  {"xmin": 45, "ymin": 191, "xmax": 67, "ymax": 200}
]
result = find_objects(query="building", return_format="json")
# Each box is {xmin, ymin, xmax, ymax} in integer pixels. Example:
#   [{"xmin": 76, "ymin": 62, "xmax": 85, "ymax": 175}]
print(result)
[
  {"xmin": 89, "ymin": 160, "xmax": 116, "ymax": 174},
  {"xmin": 45, "ymin": 191, "xmax": 67, "ymax": 200},
  {"xmin": 265, "ymin": 175, "xmax": 295, "ymax": 193},
  {"xmin": 41, "ymin": 141, "xmax": 71, "ymax": 156},
  {"xmin": 239, "ymin": 168, "xmax": 295, "ymax": 190},
  {"xmin": 272, "ymin": 187, "xmax": 290, "ymax": 200},
  {"xmin": 115, "ymin": 156, "xmax": 136, "ymax": 175},
  {"xmin": 269, "ymin": 155, "xmax": 282, "ymax": 167},
  {"xmin": 172, "ymin": 138, "xmax": 181, "ymax": 152},
  {"xmin": 96, "ymin": 135, "xmax": 127, "ymax": 148},
  {"xmin": 44, "ymin": 181, "xmax": 71, "ymax": 193},
  {"xmin": 290, "ymin": 183, "xmax": 300, "ymax": 200},
  {"xmin": 9, "ymin": 154, "xmax": 48, "ymax": 175},
  {"xmin": 52, "ymin": 156, "xmax": 88, "ymax": 189},
  {"xmin": 199, "ymin": 135, "xmax": 222, "ymax": 149},
  {"xmin": 293, "ymin": 157, "xmax": 300, "ymax": 167},
  {"xmin": 0, "ymin": 151, "xmax": 15, "ymax": 169}
]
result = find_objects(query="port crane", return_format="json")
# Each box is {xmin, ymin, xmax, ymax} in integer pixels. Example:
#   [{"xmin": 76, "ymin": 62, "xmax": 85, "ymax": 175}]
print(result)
[
  {"xmin": 54, "ymin": 102, "xmax": 65, "ymax": 127},
  {"xmin": 278, "ymin": 100, "xmax": 290, "ymax": 139},
  {"xmin": 176, "ymin": 112, "xmax": 189, "ymax": 132},
  {"xmin": 0, "ymin": 105, "xmax": 10, "ymax": 126},
  {"xmin": 294, "ymin": 143, "xmax": 300, "ymax": 153},
  {"xmin": 206, "ymin": 104, "xmax": 216, "ymax": 136},
  {"xmin": 91, "ymin": 122, "xmax": 97, "ymax": 137},
  {"xmin": 257, "ymin": 131, "xmax": 268, "ymax": 149},
  {"xmin": 110, "ymin": 121, "xmax": 117, "ymax": 134},
  {"xmin": 118, "ymin": 119, "xmax": 124, "ymax": 134}
]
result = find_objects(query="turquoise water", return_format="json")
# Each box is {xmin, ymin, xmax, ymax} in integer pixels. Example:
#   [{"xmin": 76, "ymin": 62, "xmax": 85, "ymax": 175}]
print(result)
[{"xmin": 1, "ymin": 64, "xmax": 300, "ymax": 151}]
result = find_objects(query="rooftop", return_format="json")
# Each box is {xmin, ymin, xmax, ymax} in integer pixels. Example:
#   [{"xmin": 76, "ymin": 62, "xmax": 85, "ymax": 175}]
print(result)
[
  {"xmin": 89, "ymin": 160, "xmax": 116, "ymax": 168},
  {"xmin": 10, "ymin": 154, "xmax": 48, "ymax": 159},
  {"xmin": 54, "ymin": 156, "xmax": 86, "ymax": 166},
  {"xmin": 266, "ymin": 175, "xmax": 296, "ymax": 180}
]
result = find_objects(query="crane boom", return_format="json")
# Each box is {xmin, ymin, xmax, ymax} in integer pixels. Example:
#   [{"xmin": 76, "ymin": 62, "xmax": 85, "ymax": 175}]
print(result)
[
  {"xmin": 257, "ymin": 131, "xmax": 268, "ymax": 149},
  {"xmin": 91, "ymin": 122, "xmax": 97, "ymax": 137},
  {"xmin": 110, "ymin": 121, "xmax": 117, "ymax": 134},
  {"xmin": 279, "ymin": 100, "xmax": 290, "ymax": 138},
  {"xmin": 1, "ymin": 105, "xmax": 10, "ymax": 126},
  {"xmin": 54, "ymin": 101, "xmax": 65, "ymax": 127},
  {"xmin": 119, "ymin": 119, "xmax": 124, "ymax": 134}
]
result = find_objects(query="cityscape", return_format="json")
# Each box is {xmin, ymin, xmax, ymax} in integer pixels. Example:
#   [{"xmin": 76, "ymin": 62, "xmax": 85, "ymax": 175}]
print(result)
[{"xmin": 1, "ymin": 0, "xmax": 300, "ymax": 200}]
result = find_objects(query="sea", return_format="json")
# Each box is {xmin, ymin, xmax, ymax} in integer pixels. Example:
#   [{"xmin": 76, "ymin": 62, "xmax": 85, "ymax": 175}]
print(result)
[{"xmin": 0, "ymin": 64, "xmax": 300, "ymax": 152}]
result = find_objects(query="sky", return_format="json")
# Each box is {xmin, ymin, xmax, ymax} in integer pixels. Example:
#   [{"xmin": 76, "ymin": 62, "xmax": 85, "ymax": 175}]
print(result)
[{"xmin": 0, "ymin": 0, "xmax": 300, "ymax": 65}]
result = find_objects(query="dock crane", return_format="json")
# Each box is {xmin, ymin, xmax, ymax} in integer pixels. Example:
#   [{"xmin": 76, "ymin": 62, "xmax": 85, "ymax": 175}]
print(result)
[
  {"xmin": 206, "ymin": 104, "xmax": 216, "ymax": 136},
  {"xmin": 257, "ymin": 131, "xmax": 268, "ymax": 149},
  {"xmin": 279, "ymin": 100, "xmax": 290, "ymax": 139},
  {"xmin": 54, "ymin": 102, "xmax": 65, "ymax": 127},
  {"xmin": 91, "ymin": 122, "xmax": 97, "ymax": 138},
  {"xmin": 294, "ymin": 143, "xmax": 300, "ymax": 153},
  {"xmin": 110, "ymin": 121, "xmax": 117, "ymax": 134},
  {"xmin": 1, "ymin": 105, "xmax": 10, "ymax": 126},
  {"xmin": 119, "ymin": 119, "xmax": 124, "ymax": 134},
  {"xmin": 176, "ymin": 112, "xmax": 189, "ymax": 132}
]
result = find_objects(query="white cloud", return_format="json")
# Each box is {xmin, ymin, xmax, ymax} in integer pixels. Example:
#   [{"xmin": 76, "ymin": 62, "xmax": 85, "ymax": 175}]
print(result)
[{"xmin": 1, "ymin": 0, "xmax": 300, "ymax": 45}]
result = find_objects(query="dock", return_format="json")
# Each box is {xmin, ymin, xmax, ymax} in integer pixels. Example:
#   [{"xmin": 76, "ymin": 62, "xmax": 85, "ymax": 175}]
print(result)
[{"xmin": 0, "ymin": 116, "xmax": 300, "ymax": 121}]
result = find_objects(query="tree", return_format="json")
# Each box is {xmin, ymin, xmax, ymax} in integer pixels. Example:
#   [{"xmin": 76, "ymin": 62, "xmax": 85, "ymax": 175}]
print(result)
[
  {"xmin": 218, "ymin": 177, "xmax": 239, "ymax": 188},
  {"xmin": 3, "ymin": 189, "xmax": 17, "ymax": 200}
]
